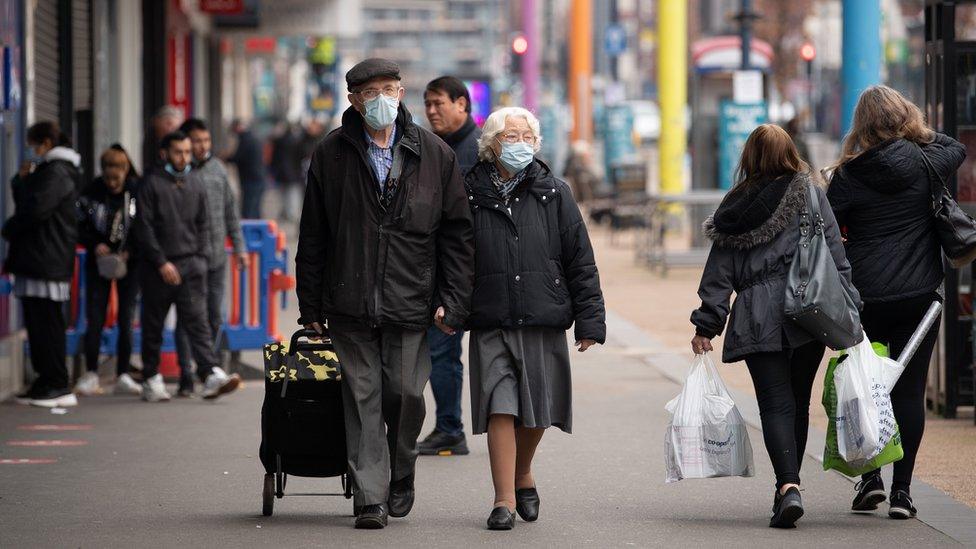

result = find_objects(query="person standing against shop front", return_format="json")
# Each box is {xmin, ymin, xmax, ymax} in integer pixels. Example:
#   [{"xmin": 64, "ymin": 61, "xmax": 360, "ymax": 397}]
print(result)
[
  {"xmin": 416, "ymin": 75, "xmax": 482, "ymax": 457},
  {"xmin": 5, "ymin": 121, "xmax": 80, "ymax": 407},
  {"xmin": 297, "ymin": 59, "xmax": 473, "ymax": 529}
]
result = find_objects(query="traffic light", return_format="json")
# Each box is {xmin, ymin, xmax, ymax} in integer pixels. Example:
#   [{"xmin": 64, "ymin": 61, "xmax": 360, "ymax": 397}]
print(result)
[
  {"xmin": 511, "ymin": 33, "xmax": 528, "ymax": 73},
  {"xmin": 799, "ymin": 42, "xmax": 816, "ymax": 63}
]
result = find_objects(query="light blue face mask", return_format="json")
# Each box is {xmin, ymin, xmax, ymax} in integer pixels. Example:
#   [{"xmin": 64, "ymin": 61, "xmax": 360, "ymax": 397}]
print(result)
[
  {"xmin": 24, "ymin": 146, "xmax": 42, "ymax": 164},
  {"xmin": 363, "ymin": 94, "xmax": 399, "ymax": 130},
  {"xmin": 164, "ymin": 162, "xmax": 192, "ymax": 177},
  {"xmin": 497, "ymin": 142, "xmax": 535, "ymax": 174}
]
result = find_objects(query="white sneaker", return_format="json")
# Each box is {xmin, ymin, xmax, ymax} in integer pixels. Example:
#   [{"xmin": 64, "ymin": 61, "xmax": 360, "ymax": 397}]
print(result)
[
  {"xmin": 201, "ymin": 367, "xmax": 241, "ymax": 400},
  {"xmin": 142, "ymin": 374, "xmax": 171, "ymax": 402},
  {"xmin": 74, "ymin": 371, "xmax": 102, "ymax": 396},
  {"xmin": 30, "ymin": 390, "xmax": 79, "ymax": 408},
  {"xmin": 114, "ymin": 373, "xmax": 143, "ymax": 396}
]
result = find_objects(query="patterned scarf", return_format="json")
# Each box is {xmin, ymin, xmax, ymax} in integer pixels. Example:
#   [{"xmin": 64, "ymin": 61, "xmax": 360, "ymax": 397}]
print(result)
[{"xmin": 489, "ymin": 163, "xmax": 528, "ymax": 205}]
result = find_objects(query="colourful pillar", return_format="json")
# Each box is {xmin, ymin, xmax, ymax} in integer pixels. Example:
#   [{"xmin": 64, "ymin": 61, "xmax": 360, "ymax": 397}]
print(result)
[
  {"xmin": 569, "ymin": 0, "xmax": 593, "ymax": 141},
  {"xmin": 841, "ymin": 0, "xmax": 882, "ymax": 135},
  {"xmin": 658, "ymin": 0, "xmax": 686, "ymax": 195},
  {"xmin": 522, "ymin": 0, "xmax": 539, "ymax": 112}
]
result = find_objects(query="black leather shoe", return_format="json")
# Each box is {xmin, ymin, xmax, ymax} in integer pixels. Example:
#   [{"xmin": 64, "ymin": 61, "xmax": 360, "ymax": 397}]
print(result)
[
  {"xmin": 388, "ymin": 474, "xmax": 415, "ymax": 518},
  {"xmin": 487, "ymin": 506, "xmax": 515, "ymax": 530},
  {"xmin": 417, "ymin": 430, "xmax": 470, "ymax": 456},
  {"xmin": 515, "ymin": 487, "xmax": 540, "ymax": 522},
  {"xmin": 770, "ymin": 487, "xmax": 804, "ymax": 529},
  {"xmin": 852, "ymin": 473, "xmax": 886, "ymax": 511},
  {"xmin": 355, "ymin": 504, "xmax": 388, "ymax": 529}
]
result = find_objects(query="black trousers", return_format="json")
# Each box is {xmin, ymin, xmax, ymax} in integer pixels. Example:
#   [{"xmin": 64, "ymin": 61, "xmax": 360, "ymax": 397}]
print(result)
[
  {"xmin": 139, "ymin": 258, "xmax": 218, "ymax": 381},
  {"xmin": 22, "ymin": 297, "xmax": 69, "ymax": 391},
  {"xmin": 83, "ymin": 262, "xmax": 139, "ymax": 376},
  {"xmin": 860, "ymin": 292, "xmax": 942, "ymax": 494},
  {"xmin": 176, "ymin": 263, "xmax": 226, "ymax": 385},
  {"xmin": 744, "ymin": 340, "xmax": 826, "ymax": 489}
]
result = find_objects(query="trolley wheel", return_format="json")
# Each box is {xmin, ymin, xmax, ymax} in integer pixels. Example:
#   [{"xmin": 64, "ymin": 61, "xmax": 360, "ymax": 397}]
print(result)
[{"xmin": 262, "ymin": 474, "xmax": 274, "ymax": 516}]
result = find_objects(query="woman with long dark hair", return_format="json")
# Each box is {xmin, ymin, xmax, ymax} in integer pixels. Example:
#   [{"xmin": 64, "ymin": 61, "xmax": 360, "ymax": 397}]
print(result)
[
  {"xmin": 4, "ymin": 121, "xmax": 80, "ymax": 407},
  {"xmin": 827, "ymin": 85, "xmax": 965, "ymax": 520},
  {"xmin": 691, "ymin": 124, "xmax": 857, "ymax": 528}
]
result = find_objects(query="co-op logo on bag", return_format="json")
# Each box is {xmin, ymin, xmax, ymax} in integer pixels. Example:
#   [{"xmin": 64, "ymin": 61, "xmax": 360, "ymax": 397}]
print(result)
[{"xmin": 701, "ymin": 431, "xmax": 736, "ymax": 455}]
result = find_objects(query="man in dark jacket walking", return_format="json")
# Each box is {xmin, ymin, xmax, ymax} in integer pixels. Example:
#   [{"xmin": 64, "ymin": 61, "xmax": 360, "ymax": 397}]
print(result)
[
  {"xmin": 228, "ymin": 120, "xmax": 267, "ymax": 219},
  {"xmin": 416, "ymin": 76, "xmax": 482, "ymax": 457},
  {"xmin": 297, "ymin": 59, "xmax": 474, "ymax": 529},
  {"xmin": 133, "ymin": 131, "xmax": 241, "ymax": 403}
]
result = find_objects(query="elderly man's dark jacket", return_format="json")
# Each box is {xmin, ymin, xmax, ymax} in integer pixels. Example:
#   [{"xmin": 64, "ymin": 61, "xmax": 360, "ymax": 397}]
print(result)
[{"xmin": 296, "ymin": 105, "xmax": 474, "ymax": 330}]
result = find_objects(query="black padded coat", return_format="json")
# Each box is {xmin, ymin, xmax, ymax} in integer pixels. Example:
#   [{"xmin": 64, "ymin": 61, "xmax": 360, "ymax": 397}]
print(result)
[
  {"xmin": 465, "ymin": 159, "xmax": 606, "ymax": 344},
  {"xmin": 827, "ymin": 134, "xmax": 966, "ymax": 303}
]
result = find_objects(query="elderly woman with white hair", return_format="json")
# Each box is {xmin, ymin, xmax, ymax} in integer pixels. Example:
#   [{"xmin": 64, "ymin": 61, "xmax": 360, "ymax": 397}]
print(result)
[{"xmin": 465, "ymin": 107, "xmax": 606, "ymax": 530}]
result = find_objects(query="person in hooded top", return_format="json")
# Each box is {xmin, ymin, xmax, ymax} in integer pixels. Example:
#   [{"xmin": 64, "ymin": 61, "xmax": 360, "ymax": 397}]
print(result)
[
  {"xmin": 691, "ymin": 124, "xmax": 858, "ymax": 529},
  {"xmin": 827, "ymin": 85, "xmax": 966, "ymax": 521},
  {"xmin": 5, "ymin": 121, "xmax": 81, "ymax": 408}
]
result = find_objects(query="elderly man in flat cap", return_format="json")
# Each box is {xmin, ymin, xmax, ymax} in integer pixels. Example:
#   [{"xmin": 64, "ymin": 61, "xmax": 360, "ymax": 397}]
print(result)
[{"xmin": 296, "ymin": 58, "xmax": 474, "ymax": 529}]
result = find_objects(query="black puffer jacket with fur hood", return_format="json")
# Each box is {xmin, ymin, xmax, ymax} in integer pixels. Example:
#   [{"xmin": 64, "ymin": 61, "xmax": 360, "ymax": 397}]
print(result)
[{"xmin": 691, "ymin": 171, "xmax": 858, "ymax": 363}]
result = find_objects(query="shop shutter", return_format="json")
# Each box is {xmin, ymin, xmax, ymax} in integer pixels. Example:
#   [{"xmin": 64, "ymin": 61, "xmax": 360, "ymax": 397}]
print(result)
[
  {"xmin": 33, "ymin": 0, "xmax": 60, "ymax": 124},
  {"xmin": 72, "ymin": 0, "xmax": 92, "ymax": 110}
]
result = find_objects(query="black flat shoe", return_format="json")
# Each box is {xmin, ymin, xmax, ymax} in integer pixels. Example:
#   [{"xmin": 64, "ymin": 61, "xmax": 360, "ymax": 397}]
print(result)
[
  {"xmin": 417, "ymin": 430, "xmax": 470, "ymax": 456},
  {"xmin": 852, "ymin": 473, "xmax": 886, "ymax": 512},
  {"xmin": 515, "ymin": 487, "xmax": 540, "ymax": 522},
  {"xmin": 770, "ymin": 487, "xmax": 804, "ymax": 529},
  {"xmin": 388, "ymin": 474, "xmax": 415, "ymax": 518},
  {"xmin": 487, "ymin": 506, "xmax": 515, "ymax": 530},
  {"xmin": 355, "ymin": 504, "xmax": 388, "ymax": 529}
]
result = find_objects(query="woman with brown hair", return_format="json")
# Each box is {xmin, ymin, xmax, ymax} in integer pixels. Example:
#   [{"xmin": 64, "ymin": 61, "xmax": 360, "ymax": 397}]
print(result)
[
  {"xmin": 691, "ymin": 124, "xmax": 857, "ymax": 528},
  {"xmin": 827, "ymin": 85, "xmax": 965, "ymax": 520}
]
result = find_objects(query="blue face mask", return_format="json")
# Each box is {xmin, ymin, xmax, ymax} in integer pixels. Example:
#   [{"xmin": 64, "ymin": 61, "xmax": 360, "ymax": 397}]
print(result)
[
  {"xmin": 164, "ymin": 162, "xmax": 192, "ymax": 177},
  {"xmin": 363, "ymin": 94, "xmax": 399, "ymax": 130},
  {"xmin": 497, "ymin": 142, "xmax": 535, "ymax": 174},
  {"xmin": 24, "ymin": 146, "xmax": 42, "ymax": 164}
]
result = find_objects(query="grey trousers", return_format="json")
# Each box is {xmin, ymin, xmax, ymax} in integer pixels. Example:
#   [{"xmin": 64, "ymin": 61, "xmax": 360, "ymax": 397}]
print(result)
[{"xmin": 330, "ymin": 326, "xmax": 431, "ymax": 507}]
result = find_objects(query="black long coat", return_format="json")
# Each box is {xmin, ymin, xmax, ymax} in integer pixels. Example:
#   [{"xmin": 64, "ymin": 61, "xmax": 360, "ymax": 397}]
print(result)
[
  {"xmin": 465, "ymin": 160, "xmax": 606, "ymax": 344},
  {"xmin": 296, "ymin": 105, "xmax": 474, "ymax": 331},
  {"xmin": 2, "ymin": 155, "xmax": 80, "ymax": 281},
  {"xmin": 827, "ymin": 134, "xmax": 966, "ymax": 303}
]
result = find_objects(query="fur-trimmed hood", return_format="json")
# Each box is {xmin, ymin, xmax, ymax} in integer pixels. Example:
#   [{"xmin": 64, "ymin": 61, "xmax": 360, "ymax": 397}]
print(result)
[{"xmin": 703, "ymin": 171, "xmax": 811, "ymax": 250}]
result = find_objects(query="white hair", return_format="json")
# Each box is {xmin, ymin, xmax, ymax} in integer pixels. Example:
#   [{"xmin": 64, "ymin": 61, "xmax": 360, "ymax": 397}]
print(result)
[{"xmin": 477, "ymin": 107, "xmax": 543, "ymax": 162}]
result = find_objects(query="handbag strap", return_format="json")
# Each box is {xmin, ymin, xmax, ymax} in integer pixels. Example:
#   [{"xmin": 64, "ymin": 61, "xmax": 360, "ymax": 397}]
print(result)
[
  {"xmin": 915, "ymin": 142, "xmax": 948, "ymax": 209},
  {"xmin": 793, "ymin": 183, "xmax": 821, "ymax": 297}
]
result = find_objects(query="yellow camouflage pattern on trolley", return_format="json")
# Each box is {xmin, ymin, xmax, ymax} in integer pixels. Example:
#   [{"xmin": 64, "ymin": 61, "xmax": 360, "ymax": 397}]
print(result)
[{"xmin": 262, "ymin": 341, "xmax": 341, "ymax": 382}]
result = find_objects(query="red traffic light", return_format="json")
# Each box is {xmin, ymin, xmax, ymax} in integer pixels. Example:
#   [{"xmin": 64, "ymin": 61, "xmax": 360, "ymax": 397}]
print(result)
[
  {"xmin": 800, "ymin": 42, "xmax": 816, "ymax": 62},
  {"xmin": 512, "ymin": 35, "xmax": 529, "ymax": 55}
]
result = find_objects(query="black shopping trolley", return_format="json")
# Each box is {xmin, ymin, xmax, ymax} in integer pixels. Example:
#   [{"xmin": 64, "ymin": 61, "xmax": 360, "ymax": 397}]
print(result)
[{"xmin": 259, "ymin": 328, "xmax": 353, "ymax": 516}]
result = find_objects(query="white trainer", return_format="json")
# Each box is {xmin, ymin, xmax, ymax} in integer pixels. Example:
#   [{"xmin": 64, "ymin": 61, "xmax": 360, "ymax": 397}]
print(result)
[
  {"xmin": 74, "ymin": 371, "xmax": 102, "ymax": 396},
  {"xmin": 30, "ymin": 391, "xmax": 79, "ymax": 408},
  {"xmin": 114, "ymin": 373, "xmax": 143, "ymax": 396},
  {"xmin": 142, "ymin": 374, "xmax": 171, "ymax": 402},
  {"xmin": 201, "ymin": 367, "xmax": 241, "ymax": 400}
]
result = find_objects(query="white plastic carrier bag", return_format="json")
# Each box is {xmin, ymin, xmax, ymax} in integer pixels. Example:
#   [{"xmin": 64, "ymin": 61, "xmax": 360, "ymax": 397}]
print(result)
[
  {"xmin": 833, "ymin": 333, "xmax": 904, "ymax": 467},
  {"xmin": 664, "ymin": 353, "xmax": 755, "ymax": 483}
]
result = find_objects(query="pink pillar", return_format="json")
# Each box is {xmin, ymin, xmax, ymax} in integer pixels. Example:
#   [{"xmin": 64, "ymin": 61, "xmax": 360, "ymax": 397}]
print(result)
[{"xmin": 522, "ymin": 0, "xmax": 539, "ymax": 112}]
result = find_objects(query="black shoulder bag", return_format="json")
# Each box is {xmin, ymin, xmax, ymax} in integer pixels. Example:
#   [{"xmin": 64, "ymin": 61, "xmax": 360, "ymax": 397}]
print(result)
[
  {"xmin": 785, "ymin": 183, "xmax": 863, "ymax": 350},
  {"xmin": 916, "ymin": 143, "xmax": 976, "ymax": 268}
]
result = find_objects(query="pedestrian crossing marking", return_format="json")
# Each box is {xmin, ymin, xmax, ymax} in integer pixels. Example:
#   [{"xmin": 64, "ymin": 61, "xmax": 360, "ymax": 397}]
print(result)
[
  {"xmin": 7, "ymin": 440, "xmax": 89, "ymax": 447},
  {"xmin": 17, "ymin": 424, "xmax": 94, "ymax": 431}
]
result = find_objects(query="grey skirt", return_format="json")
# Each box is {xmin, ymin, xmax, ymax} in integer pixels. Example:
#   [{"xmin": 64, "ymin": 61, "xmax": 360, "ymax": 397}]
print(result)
[{"xmin": 469, "ymin": 327, "xmax": 572, "ymax": 435}]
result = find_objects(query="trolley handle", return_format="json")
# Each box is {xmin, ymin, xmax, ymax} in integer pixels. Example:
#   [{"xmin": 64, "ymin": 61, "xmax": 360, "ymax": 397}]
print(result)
[{"xmin": 288, "ymin": 328, "xmax": 333, "ymax": 356}]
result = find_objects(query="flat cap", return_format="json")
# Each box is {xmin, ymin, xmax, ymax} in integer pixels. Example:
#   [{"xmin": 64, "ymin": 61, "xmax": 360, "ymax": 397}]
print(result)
[{"xmin": 345, "ymin": 58, "xmax": 401, "ymax": 91}]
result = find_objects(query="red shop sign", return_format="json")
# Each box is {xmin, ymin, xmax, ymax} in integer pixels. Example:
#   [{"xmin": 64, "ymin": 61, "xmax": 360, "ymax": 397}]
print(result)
[{"xmin": 199, "ymin": 0, "xmax": 244, "ymax": 14}]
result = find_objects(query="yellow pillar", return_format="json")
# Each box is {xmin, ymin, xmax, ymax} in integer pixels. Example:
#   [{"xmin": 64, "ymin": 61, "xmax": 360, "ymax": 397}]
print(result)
[
  {"xmin": 569, "ymin": 0, "xmax": 593, "ymax": 141},
  {"xmin": 657, "ymin": 0, "xmax": 686, "ymax": 195}
]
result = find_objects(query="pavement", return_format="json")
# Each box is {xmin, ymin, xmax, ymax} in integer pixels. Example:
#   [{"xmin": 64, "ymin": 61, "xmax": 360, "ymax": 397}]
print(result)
[{"xmin": 1, "ymin": 208, "xmax": 975, "ymax": 547}]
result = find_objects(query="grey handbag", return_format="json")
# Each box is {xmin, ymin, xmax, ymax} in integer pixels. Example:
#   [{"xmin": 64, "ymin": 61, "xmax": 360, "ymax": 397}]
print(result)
[
  {"xmin": 95, "ymin": 191, "xmax": 130, "ymax": 280},
  {"xmin": 785, "ymin": 183, "xmax": 863, "ymax": 350}
]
